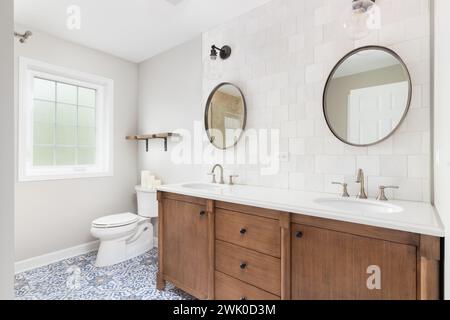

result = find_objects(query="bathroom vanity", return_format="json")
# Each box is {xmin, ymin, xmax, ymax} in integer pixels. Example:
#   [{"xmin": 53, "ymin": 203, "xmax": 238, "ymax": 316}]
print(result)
[
  {"xmin": 154, "ymin": 46, "xmax": 442, "ymax": 301},
  {"xmin": 156, "ymin": 183, "xmax": 444, "ymax": 300}
]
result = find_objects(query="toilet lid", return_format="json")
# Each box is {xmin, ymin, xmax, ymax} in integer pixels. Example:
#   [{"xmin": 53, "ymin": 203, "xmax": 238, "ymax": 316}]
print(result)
[{"xmin": 92, "ymin": 213, "xmax": 139, "ymax": 228}]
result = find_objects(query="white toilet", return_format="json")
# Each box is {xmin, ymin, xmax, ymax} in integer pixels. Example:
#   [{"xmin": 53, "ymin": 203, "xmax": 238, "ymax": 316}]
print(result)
[{"xmin": 90, "ymin": 186, "xmax": 157, "ymax": 267}]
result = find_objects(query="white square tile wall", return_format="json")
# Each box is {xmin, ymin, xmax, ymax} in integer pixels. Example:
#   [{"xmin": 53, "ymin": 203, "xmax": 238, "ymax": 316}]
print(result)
[{"xmin": 202, "ymin": 0, "xmax": 431, "ymax": 202}]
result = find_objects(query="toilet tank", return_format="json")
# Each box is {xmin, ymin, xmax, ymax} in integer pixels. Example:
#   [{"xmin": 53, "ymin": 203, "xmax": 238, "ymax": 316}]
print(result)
[{"xmin": 135, "ymin": 186, "xmax": 158, "ymax": 218}]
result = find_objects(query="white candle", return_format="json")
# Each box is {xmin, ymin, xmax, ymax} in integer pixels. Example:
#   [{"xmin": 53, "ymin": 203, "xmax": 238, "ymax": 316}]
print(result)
[
  {"xmin": 147, "ymin": 175, "xmax": 156, "ymax": 189},
  {"xmin": 154, "ymin": 180, "xmax": 162, "ymax": 187},
  {"xmin": 141, "ymin": 171, "xmax": 150, "ymax": 188}
]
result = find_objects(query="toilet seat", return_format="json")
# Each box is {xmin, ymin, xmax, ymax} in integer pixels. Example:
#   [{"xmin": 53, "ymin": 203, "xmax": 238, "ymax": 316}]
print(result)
[{"xmin": 92, "ymin": 213, "xmax": 139, "ymax": 229}]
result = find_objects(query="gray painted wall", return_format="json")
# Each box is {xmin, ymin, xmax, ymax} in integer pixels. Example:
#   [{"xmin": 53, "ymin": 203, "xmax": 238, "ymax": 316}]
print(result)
[
  {"xmin": 0, "ymin": 0, "xmax": 15, "ymax": 299},
  {"xmin": 138, "ymin": 37, "xmax": 204, "ymax": 184},
  {"xmin": 14, "ymin": 28, "xmax": 139, "ymax": 261},
  {"xmin": 138, "ymin": 37, "xmax": 204, "ymax": 235}
]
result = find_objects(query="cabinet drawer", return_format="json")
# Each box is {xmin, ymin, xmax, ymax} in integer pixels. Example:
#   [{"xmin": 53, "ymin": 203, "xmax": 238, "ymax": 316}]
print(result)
[
  {"xmin": 215, "ymin": 271, "xmax": 280, "ymax": 300},
  {"xmin": 215, "ymin": 240, "xmax": 281, "ymax": 295},
  {"xmin": 215, "ymin": 209, "xmax": 281, "ymax": 257}
]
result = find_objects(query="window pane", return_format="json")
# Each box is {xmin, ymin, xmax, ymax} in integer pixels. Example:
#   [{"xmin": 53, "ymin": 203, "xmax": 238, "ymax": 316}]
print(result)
[
  {"xmin": 78, "ymin": 107, "xmax": 95, "ymax": 127},
  {"xmin": 57, "ymin": 83, "xmax": 77, "ymax": 105},
  {"xmin": 78, "ymin": 147, "xmax": 96, "ymax": 165},
  {"xmin": 33, "ymin": 100, "xmax": 55, "ymax": 123},
  {"xmin": 33, "ymin": 146, "xmax": 54, "ymax": 166},
  {"xmin": 34, "ymin": 78, "xmax": 55, "ymax": 101},
  {"xmin": 78, "ymin": 127, "xmax": 96, "ymax": 146},
  {"xmin": 56, "ymin": 126, "xmax": 77, "ymax": 145},
  {"xmin": 29, "ymin": 73, "xmax": 104, "ymax": 175},
  {"xmin": 56, "ymin": 103, "xmax": 77, "ymax": 126},
  {"xmin": 78, "ymin": 87, "xmax": 96, "ymax": 107},
  {"xmin": 33, "ymin": 123, "xmax": 54, "ymax": 145},
  {"xmin": 55, "ymin": 147, "xmax": 76, "ymax": 165}
]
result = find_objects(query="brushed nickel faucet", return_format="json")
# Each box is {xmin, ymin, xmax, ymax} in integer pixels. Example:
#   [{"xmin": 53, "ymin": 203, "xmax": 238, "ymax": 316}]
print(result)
[
  {"xmin": 228, "ymin": 174, "xmax": 239, "ymax": 185},
  {"xmin": 376, "ymin": 185, "xmax": 399, "ymax": 201},
  {"xmin": 332, "ymin": 182, "xmax": 350, "ymax": 198},
  {"xmin": 355, "ymin": 169, "xmax": 368, "ymax": 199},
  {"xmin": 208, "ymin": 164, "xmax": 225, "ymax": 184}
]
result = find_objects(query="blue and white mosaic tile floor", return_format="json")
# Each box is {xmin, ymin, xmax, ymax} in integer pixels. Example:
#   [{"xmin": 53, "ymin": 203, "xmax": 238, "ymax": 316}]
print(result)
[{"xmin": 15, "ymin": 248, "xmax": 194, "ymax": 300}]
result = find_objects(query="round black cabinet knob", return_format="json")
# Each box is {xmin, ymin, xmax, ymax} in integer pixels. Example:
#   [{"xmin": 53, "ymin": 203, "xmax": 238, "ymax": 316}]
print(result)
[
  {"xmin": 240, "ymin": 228, "xmax": 247, "ymax": 235},
  {"xmin": 240, "ymin": 262, "xmax": 247, "ymax": 270},
  {"xmin": 199, "ymin": 211, "xmax": 206, "ymax": 216},
  {"xmin": 296, "ymin": 231, "xmax": 303, "ymax": 239}
]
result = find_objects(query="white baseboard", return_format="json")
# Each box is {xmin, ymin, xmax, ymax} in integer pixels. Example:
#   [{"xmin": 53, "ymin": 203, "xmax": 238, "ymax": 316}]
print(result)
[
  {"xmin": 15, "ymin": 241, "xmax": 100, "ymax": 274},
  {"xmin": 16, "ymin": 237, "xmax": 158, "ymax": 274}
]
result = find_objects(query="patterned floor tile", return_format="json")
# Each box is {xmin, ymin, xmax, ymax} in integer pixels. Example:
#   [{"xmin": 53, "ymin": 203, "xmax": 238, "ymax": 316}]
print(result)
[{"xmin": 15, "ymin": 248, "xmax": 194, "ymax": 300}]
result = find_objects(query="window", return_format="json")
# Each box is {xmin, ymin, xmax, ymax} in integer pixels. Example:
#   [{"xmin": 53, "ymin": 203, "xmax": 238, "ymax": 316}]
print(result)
[{"xmin": 19, "ymin": 57, "xmax": 114, "ymax": 181}]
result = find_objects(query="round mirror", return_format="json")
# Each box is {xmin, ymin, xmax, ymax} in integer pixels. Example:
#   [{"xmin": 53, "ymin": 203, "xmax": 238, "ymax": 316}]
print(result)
[
  {"xmin": 205, "ymin": 83, "xmax": 247, "ymax": 150},
  {"xmin": 323, "ymin": 46, "xmax": 412, "ymax": 146}
]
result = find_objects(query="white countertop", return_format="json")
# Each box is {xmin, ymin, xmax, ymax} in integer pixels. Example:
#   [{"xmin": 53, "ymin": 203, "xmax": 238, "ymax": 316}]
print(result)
[{"xmin": 157, "ymin": 182, "xmax": 445, "ymax": 237}]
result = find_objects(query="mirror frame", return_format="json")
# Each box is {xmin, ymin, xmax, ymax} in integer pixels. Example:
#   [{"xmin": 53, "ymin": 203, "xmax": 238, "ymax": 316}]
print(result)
[
  {"xmin": 204, "ymin": 82, "xmax": 247, "ymax": 150},
  {"xmin": 322, "ymin": 45, "xmax": 412, "ymax": 147}
]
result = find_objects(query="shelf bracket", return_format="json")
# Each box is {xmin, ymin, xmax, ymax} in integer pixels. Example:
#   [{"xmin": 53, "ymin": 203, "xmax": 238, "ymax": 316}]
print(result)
[
  {"xmin": 144, "ymin": 138, "xmax": 167, "ymax": 152},
  {"xmin": 126, "ymin": 132, "xmax": 180, "ymax": 153}
]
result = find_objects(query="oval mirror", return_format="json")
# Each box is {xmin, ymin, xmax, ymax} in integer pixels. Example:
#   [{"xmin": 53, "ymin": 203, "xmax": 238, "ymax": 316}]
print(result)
[
  {"xmin": 205, "ymin": 83, "xmax": 247, "ymax": 150},
  {"xmin": 323, "ymin": 46, "xmax": 412, "ymax": 146}
]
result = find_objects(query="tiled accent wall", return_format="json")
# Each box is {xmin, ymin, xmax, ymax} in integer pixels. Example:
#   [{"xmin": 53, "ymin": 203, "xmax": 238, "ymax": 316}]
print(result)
[{"xmin": 202, "ymin": 0, "xmax": 431, "ymax": 202}]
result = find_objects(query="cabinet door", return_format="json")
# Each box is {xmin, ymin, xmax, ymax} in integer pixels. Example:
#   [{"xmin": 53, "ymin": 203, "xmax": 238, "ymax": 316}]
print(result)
[
  {"xmin": 291, "ymin": 225, "xmax": 355, "ymax": 300},
  {"xmin": 162, "ymin": 198, "xmax": 209, "ymax": 299},
  {"xmin": 291, "ymin": 224, "xmax": 417, "ymax": 300},
  {"xmin": 353, "ymin": 237, "xmax": 416, "ymax": 300}
]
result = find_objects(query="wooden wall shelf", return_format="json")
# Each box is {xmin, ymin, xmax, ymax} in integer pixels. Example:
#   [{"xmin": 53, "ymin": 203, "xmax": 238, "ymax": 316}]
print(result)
[{"xmin": 126, "ymin": 133, "xmax": 180, "ymax": 152}]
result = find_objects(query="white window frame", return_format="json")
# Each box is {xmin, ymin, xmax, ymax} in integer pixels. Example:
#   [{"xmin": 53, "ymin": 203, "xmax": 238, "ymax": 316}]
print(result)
[{"xmin": 18, "ymin": 57, "xmax": 114, "ymax": 182}]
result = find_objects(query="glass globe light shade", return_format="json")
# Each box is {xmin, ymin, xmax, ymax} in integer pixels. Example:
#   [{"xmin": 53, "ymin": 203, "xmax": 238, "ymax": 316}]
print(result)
[
  {"xmin": 205, "ymin": 59, "xmax": 223, "ymax": 80},
  {"xmin": 342, "ymin": 0, "xmax": 378, "ymax": 40}
]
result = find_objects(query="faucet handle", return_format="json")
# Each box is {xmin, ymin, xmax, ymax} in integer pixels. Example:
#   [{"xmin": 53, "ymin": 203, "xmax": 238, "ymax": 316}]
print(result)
[
  {"xmin": 332, "ymin": 182, "xmax": 350, "ymax": 198},
  {"xmin": 376, "ymin": 186, "xmax": 399, "ymax": 201},
  {"xmin": 229, "ymin": 174, "xmax": 239, "ymax": 185},
  {"xmin": 207, "ymin": 172, "xmax": 216, "ymax": 184}
]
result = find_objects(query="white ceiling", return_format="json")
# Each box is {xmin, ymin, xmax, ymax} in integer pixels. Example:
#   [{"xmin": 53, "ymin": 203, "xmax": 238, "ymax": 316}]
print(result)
[{"xmin": 14, "ymin": 0, "xmax": 270, "ymax": 63}]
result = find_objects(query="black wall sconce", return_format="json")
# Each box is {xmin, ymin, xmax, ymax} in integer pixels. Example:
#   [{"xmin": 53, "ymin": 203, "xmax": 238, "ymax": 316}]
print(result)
[{"xmin": 210, "ymin": 45, "xmax": 232, "ymax": 60}]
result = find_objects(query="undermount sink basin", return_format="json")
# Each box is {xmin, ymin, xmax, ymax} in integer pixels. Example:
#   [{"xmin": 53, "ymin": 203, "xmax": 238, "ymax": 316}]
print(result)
[
  {"xmin": 181, "ymin": 183, "xmax": 225, "ymax": 192},
  {"xmin": 314, "ymin": 198, "xmax": 403, "ymax": 214}
]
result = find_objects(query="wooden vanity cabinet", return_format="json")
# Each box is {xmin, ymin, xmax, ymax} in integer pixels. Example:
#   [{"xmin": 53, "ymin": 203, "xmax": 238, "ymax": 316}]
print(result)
[
  {"xmin": 290, "ymin": 215, "xmax": 440, "ymax": 300},
  {"xmin": 156, "ymin": 193, "xmax": 214, "ymax": 299},
  {"xmin": 291, "ymin": 224, "xmax": 416, "ymax": 300},
  {"xmin": 157, "ymin": 192, "xmax": 441, "ymax": 300}
]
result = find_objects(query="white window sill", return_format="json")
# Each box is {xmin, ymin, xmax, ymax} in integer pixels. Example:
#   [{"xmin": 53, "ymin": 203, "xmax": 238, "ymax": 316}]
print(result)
[{"xmin": 18, "ymin": 171, "xmax": 114, "ymax": 182}]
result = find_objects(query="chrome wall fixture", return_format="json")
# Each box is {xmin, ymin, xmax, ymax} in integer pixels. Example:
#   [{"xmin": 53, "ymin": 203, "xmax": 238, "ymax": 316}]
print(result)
[
  {"xmin": 14, "ymin": 31, "xmax": 32, "ymax": 43},
  {"xmin": 210, "ymin": 45, "xmax": 232, "ymax": 60}
]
